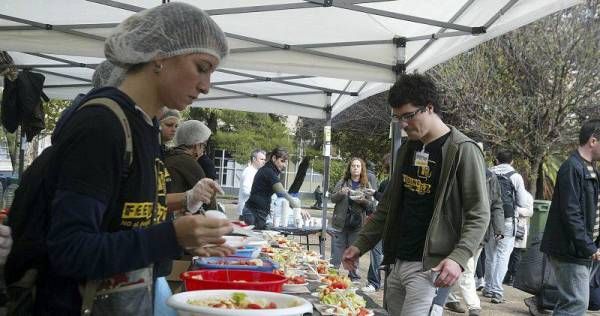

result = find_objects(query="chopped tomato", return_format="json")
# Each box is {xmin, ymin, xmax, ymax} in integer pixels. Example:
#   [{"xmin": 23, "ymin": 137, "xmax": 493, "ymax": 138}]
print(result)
[
  {"xmin": 267, "ymin": 302, "xmax": 277, "ymax": 309},
  {"xmin": 330, "ymin": 281, "xmax": 348, "ymax": 289},
  {"xmin": 246, "ymin": 303, "xmax": 263, "ymax": 309},
  {"xmin": 357, "ymin": 307, "xmax": 370, "ymax": 316}
]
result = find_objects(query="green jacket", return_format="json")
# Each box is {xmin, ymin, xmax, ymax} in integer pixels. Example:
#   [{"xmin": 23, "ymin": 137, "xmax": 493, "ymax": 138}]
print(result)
[{"xmin": 353, "ymin": 126, "xmax": 490, "ymax": 270}]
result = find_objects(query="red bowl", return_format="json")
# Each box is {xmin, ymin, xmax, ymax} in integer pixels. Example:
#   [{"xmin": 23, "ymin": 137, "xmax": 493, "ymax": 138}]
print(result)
[{"xmin": 181, "ymin": 269, "xmax": 287, "ymax": 292}]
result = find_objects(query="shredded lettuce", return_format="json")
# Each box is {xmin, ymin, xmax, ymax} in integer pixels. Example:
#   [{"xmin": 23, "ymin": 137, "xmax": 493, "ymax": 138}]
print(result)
[{"xmin": 232, "ymin": 292, "xmax": 247, "ymax": 305}]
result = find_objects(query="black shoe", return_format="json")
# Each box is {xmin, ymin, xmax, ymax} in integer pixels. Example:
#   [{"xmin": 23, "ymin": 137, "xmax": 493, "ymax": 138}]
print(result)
[
  {"xmin": 491, "ymin": 293, "xmax": 504, "ymax": 304},
  {"xmin": 503, "ymin": 275, "xmax": 514, "ymax": 286},
  {"xmin": 445, "ymin": 301, "xmax": 466, "ymax": 313}
]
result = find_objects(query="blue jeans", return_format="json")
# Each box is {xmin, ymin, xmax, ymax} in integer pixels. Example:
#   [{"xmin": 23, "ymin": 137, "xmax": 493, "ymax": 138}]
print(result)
[
  {"xmin": 330, "ymin": 229, "xmax": 360, "ymax": 280},
  {"xmin": 367, "ymin": 241, "xmax": 383, "ymax": 289},
  {"xmin": 483, "ymin": 219, "xmax": 515, "ymax": 297},
  {"xmin": 548, "ymin": 255, "xmax": 593, "ymax": 316}
]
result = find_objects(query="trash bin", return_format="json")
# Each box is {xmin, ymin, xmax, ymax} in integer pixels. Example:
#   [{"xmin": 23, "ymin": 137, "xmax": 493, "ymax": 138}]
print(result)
[{"xmin": 528, "ymin": 200, "xmax": 551, "ymax": 242}]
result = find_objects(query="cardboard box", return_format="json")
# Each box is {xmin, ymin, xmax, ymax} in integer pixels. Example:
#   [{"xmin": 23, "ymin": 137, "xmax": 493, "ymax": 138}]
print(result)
[{"xmin": 166, "ymin": 258, "xmax": 193, "ymax": 282}]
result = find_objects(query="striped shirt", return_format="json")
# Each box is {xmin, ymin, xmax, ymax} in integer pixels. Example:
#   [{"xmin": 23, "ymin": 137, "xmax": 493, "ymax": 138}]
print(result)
[{"xmin": 587, "ymin": 163, "xmax": 600, "ymax": 242}]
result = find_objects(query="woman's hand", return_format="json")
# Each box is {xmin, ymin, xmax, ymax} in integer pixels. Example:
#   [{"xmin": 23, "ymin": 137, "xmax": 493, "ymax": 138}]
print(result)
[
  {"xmin": 186, "ymin": 179, "xmax": 224, "ymax": 212},
  {"xmin": 340, "ymin": 187, "xmax": 350, "ymax": 195},
  {"xmin": 173, "ymin": 214, "xmax": 232, "ymax": 249},
  {"xmin": 190, "ymin": 245, "xmax": 235, "ymax": 257}
]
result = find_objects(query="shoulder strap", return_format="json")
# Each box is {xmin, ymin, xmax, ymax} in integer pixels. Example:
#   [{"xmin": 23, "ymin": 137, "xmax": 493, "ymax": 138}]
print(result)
[
  {"xmin": 79, "ymin": 97, "xmax": 133, "ymax": 169},
  {"xmin": 76, "ymin": 98, "xmax": 133, "ymax": 316}
]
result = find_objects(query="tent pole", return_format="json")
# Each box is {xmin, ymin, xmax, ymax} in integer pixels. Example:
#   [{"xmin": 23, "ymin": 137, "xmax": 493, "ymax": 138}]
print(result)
[
  {"xmin": 320, "ymin": 92, "xmax": 332, "ymax": 256},
  {"xmin": 18, "ymin": 128, "xmax": 26, "ymax": 179},
  {"xmin": 390, "ymin": 36, "xmax": 407, "ymax": 173}
]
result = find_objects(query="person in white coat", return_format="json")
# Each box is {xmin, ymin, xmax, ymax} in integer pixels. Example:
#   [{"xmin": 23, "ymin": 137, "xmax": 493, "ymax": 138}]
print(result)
[
  {"xmin": 484, "ymin": 150, "xmax": 531, "ymax": 303},
  {"xmin": 504, "ymin": 190, "xmax": 534, "ymax": 285},
  {"xmin": 237, "ymin": 149, "xmax": 266, "ymax": 219}
]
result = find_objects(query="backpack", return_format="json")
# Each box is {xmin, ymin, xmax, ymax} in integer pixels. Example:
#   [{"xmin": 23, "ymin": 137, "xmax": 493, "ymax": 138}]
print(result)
[
  {"xmin": 4, "ymin": 97, "xmax": 132, "ymax": 315},
  {"xmin": 496, "ymin": 171, "xmax": 517, "ymax": 218}
]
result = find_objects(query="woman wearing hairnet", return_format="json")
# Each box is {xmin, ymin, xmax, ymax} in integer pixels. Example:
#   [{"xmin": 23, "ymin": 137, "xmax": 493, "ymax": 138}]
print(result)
[
  {"xmin": 165, "ymin": 120, "xmax": 217, "ymax": 210},
  {"xmin": 159, "ymin": 109, "xmax": 181, "ymax": 146},
  {"xmin": 33, "ymin": 3, "xmax": 233, "ymax": 315}
]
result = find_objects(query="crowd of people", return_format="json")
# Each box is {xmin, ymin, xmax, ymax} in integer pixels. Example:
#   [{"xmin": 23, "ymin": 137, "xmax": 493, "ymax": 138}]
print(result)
[{"xmin": 0, "ymin": 2, "xmax": 597, "ymax": 316}]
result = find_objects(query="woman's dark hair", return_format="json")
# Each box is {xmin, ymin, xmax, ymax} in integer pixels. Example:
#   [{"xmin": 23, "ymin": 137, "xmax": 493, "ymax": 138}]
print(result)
[
  {"xmin": 269, "ymin": 147, "xmax": 289, "ymax": 161},
  {"xmin": 343, "ymin": 157, "xmax": 369, "ymax": 187},
  {"xmin": 579, "ymin": 119, "xmax": 600, "ymax": 145},
  {"xmin": 126, "ymin": 62, "xmax": 149, "ymax": 75},
  {"xmin": 388, "ymin": 73, "xmax": 441, "ymax": 113}
]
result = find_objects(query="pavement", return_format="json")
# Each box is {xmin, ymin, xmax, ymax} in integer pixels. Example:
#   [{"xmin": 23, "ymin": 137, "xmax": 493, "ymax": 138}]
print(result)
[{"xmin": 220, "ymin": 200, "xmax": 600, "ymax": 316}]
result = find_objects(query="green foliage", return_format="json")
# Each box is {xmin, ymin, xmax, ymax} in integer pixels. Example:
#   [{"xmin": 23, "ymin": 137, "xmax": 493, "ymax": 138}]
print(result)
[
  {"xmin": 190, "ymin": 108, "xmax": 294, "ymax": 163},
  {"xmin": 43, "ymin": 99, "xmax": 70, "ymax": 132},
  {"xmin": 311, "ymin": 158, "xmax": 346, "ymax": 192}
]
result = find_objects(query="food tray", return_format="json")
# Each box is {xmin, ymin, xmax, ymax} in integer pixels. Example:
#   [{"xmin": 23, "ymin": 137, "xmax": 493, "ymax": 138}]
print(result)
[
  {"xmin": 192, "ymin": 257, "xmax": 279, "ymax": 272},
  {"xmin": 232, "ymin": 246, "xmax": 261, "ymax": 258},
  {"xmin": 181, "ymin": 269, "xmax": 287, "ymax": 292}
]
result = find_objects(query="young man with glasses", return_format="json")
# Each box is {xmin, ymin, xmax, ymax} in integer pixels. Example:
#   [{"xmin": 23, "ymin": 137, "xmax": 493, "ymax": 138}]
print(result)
[
  {"xmin": 540, "ymin": 119, "xmax": 600, "ymax": 315},
  {"xmin": 342, "ymin": 73, "xmax": 490, "ymax": 315}
]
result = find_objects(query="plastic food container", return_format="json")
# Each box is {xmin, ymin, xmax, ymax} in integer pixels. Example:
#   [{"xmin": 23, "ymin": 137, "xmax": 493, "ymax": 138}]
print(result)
[
  {"xmin": 167, "ymin": 289, "xmax": 313, "ymax": 316},
  {"xmin": 193, "ymin": 257, "xmax": 279, "ymax": 272},
  {"xmin": 232, "ymin": 246, "xmax": 261, "ymax": 258},
  {"xmin": 181, "ymin": 270, "xmax": 287, "ymax": 292}
]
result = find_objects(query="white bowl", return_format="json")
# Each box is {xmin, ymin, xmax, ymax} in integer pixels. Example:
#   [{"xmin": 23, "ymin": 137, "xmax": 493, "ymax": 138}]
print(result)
[
  {"xmin": 204, "ymin": 210, "xmax": 228, "ymax": 220},
  {"xmin": 167, "ymin": 289, "xmax": 313, "ymax": 316}
]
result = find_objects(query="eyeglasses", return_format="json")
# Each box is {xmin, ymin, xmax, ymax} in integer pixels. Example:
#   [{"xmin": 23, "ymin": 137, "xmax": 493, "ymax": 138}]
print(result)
[{"xmin": 391, "ymin": 107, "xmax": 426, "ymax": 122}]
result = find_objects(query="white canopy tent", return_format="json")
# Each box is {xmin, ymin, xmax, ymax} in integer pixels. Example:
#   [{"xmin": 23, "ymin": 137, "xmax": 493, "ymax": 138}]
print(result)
[
  {"xmin": 0, "ymin": 0, "xmax": 582, "ymax": 119},
  {"xmin": 0, "ymin": 0, "xmax": 583, "ymax": 254}
]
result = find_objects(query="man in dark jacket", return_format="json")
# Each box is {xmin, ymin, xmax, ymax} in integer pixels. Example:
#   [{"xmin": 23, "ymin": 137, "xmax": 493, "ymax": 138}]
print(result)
[
  {"xmin": 342, "ymin": 74, "xmax": 489, "ymax": 315},
  {"xmin": 540, "ymin": 119, "xmax": 600, "ymax": 315}
]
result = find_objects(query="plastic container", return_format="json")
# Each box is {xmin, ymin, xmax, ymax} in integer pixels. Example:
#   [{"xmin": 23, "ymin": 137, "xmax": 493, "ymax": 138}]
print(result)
[
  {"xmin": 528, "ymin": 200, "xmax": 552, "ymax": 245},
  {"xmin": 232, "ymin": 246, "xmax": 261, "ymax": 258},
  {"xmin": 193, "ymin": 257, "xmax": 279, "ymax": 272},
  {"xmin": 181, "ymin": 270, "xmax": 287, "ymax": 292}
]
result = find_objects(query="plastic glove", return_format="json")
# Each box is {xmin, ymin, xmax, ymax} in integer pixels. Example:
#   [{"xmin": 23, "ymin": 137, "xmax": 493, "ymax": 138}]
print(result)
[
  {"xmin": 186, "ymin": 178, "xmax": 223, "ymax": 213},
  {"xmin": 0, "ymin": 224, "xmax": 13, "ymax": 265}
]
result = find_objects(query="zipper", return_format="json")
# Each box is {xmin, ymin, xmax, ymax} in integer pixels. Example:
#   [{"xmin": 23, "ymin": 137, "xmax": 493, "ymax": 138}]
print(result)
[{"xmin": 421, "ymin": 139, "xmax": 458, "ymax": 270}]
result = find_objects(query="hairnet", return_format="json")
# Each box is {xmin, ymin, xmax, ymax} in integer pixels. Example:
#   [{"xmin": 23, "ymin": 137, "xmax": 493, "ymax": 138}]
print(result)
[
  {"xmin": 175, "ymin": 120, "xmax": 211, "ymax": 146},
  {"xmin": 92, "ymin": 60, "xmax": 125, "ymax": 88},
  {"xmin": 105, "ymin": 2, "xmax": 228, "ymax": 68},
  {"xmin": 159, "ymin": 108, "xmax": 181, "ymax": 122}
]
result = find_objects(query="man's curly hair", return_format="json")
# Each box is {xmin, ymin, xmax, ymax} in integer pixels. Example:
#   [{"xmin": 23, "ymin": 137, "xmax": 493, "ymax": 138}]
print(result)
[{"xmin": 388, "ymin": 73, "xmax": 441, "ymax": 113}]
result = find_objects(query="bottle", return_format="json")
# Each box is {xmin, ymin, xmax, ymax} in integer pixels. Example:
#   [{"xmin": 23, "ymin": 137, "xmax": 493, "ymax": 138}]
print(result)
[{"xmin": 280, "ymin": 199, "xmax": 290, "ymax": 227}]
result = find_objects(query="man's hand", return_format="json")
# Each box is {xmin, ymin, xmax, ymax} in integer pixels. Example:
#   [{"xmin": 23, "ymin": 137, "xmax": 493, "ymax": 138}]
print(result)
[
  {"xmin": 342, "ymin": 246, "xmax": 361, "ymax": 271},
  {"xmin": 431, "ymin": 258, "xmax": 462, "ymax": 287},
  {"xmin": 173, "ymin": 215, "xmax": 233, "ymax": 248},
  {"xmin": 0, "ymin": 224, "xmax": 12, "ymax": 265},
  {"xmin": 592, "ymin": 249, "xmax": 600, "ymax": 261}
]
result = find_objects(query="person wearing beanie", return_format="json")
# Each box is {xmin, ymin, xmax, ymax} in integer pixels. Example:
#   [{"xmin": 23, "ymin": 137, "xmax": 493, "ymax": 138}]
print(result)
[
  {"xmin": 35, "ymin": 3, "xmax": 232, "ymax": 314},
  {"xmin": 159, "ymin": 108, "xmax": 181, "ymax": 145},
  {"xmin": 165, "ymin": 120, "xmax": 217, "ymax": 210}
]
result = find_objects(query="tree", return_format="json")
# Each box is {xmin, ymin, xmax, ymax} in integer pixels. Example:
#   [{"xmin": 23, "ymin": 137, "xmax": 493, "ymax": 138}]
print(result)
[
  {"xmin": 295, "ymin": 93, "xmax": 392, "ymax": 177},
  {"xmin": 430, "ymin": 1, "xmax": 600, "ymax": 198},
  {"xmin": 190, "ymin": 108, "xmax": 294, "ymax": 163}
]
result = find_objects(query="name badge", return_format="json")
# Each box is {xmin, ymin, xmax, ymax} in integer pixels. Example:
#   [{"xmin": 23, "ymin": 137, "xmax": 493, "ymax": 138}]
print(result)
[{"xmin": 414, "ymin": 150, "xmax": 429, "ymax": 167}]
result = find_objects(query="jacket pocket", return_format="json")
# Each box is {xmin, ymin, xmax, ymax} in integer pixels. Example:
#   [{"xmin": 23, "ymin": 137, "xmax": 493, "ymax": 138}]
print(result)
[{"xmin": 428, "ymin": 215, "xmax": 458, "ymax": 256}]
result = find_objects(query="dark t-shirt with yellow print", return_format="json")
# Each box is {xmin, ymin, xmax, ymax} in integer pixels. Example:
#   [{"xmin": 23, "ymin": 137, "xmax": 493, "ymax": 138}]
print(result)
[
  {"xmin": 38, "ymin": 87, "xmax": 182, "ymax": 314},
  {"xmin": 396, "ymin": 131, "xmax": 450, "ymax": 261}
]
